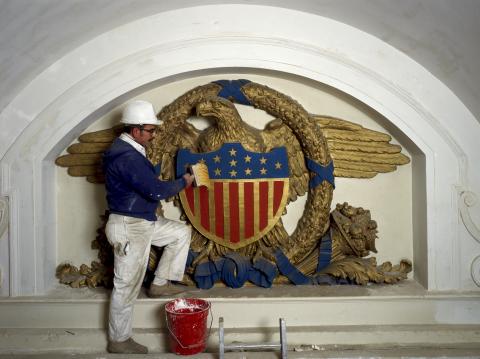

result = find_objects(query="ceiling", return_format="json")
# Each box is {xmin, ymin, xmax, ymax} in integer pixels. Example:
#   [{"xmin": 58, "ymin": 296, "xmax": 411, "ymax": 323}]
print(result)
[{"xmin": 1, "ymin": 0, "xmax": 479, "ymax": 123}]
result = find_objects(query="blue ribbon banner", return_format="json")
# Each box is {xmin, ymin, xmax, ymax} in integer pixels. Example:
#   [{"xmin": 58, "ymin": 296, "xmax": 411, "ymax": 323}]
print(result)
[
  {"xmin": 186, "ymin": 250, "xmax": 278, "ymax": 289},
  {"xmin": 184, "ymin": 229, "xmax": 345, "ymax": 289},
  {"xmin": 306, "ymin": 158, "xmax": 335, "ymax": 189},
  {"xmin": 213, "ymin": 79, "xmax": 252, "ymax": 105}
]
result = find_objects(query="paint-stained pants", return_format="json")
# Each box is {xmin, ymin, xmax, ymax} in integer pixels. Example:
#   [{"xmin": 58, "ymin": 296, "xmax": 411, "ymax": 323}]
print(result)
[{"xmin": 105, "ymin": 213, "xmax": 191, "ymax": 342}]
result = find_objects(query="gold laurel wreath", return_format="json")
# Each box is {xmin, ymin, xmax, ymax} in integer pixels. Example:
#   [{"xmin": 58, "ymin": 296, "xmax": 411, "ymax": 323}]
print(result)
[{"xmin": 149, "ymin": 81, "xmax": 334, "ymax": 265}]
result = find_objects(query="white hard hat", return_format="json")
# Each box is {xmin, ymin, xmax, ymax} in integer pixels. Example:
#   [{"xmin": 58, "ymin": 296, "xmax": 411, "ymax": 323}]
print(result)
[{"xmin": 121, "ymin": 100, "xmax": 161, "ymax": 126}]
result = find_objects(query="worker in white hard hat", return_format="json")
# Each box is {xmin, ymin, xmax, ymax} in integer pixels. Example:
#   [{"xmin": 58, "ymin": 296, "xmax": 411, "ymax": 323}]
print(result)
[{"xmin": 102, "ymin": 100, "xmax": 194, "ymax": 354}]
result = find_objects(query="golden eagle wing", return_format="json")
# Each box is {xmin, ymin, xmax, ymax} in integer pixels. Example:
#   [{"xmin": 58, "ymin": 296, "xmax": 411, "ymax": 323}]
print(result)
[
  {"xmin": 55, "ymin": 126, "xmax": 122, "ymax": 183},
  {"xmin": 55, "ymin": 121, "xmax": 200, "ymax": 185},
  {"xmin": 147, "ymin": 121, "xmax": 200, "ymax": 182},
  {"xmin": 260, "ymin": 114, "xmax": 411, "ymax": 201},
  {"xmin": 261, "ymin": 119, "xmax": 309, "ymax": 204},
  {"xmin": 313, "ymin": 115, "xmax": 410, "ymax": 178}
]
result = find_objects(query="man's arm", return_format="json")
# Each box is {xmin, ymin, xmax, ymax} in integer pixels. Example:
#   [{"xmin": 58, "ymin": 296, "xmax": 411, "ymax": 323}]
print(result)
[{"xmin": 117, "ymin": 153, "xmax": 192, "ymax": 201}]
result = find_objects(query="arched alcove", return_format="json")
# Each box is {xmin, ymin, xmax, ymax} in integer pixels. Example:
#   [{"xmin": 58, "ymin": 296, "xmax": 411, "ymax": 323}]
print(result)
[{"xmin": 1, "ymin": 5, "xmax": 479, "ymax": 296}]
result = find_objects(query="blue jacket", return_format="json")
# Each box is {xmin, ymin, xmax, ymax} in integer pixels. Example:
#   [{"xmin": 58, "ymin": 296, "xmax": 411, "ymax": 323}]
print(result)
[{"xmin": 103, "ymin": 138, "xmax": 186, "ymax": 221}]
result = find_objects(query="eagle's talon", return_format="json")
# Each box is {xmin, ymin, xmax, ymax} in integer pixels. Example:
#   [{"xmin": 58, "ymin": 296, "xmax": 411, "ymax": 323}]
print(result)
[{"xmin": 191, "ymin": 240, "xmax": 214, "ymax": 268}]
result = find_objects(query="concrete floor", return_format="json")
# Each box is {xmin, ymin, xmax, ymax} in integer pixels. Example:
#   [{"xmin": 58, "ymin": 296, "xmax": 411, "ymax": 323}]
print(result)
[{"xmin": 1, "ymin": 344, "xmax": 480, "ymax": 359}]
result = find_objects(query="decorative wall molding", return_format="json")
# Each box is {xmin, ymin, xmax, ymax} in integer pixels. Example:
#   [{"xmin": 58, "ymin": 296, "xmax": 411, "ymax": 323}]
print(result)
[
  {"xmin": 460, "ymin": 190, "xmax": 480, "ymax": 243},
  {"xmin": 0, "ymin": 193, "xmax": 9, "ymax": 295},
  {"xmin": 461, "ymin": 190, "xmax": 480, "ymax": 288},
  {"xmin": 471, "ymin": 255, "xmax": 480, "ymax": 287},
  {"xmin": 0, "ymin": 197, "xmax": 7, "ymax": 239}
]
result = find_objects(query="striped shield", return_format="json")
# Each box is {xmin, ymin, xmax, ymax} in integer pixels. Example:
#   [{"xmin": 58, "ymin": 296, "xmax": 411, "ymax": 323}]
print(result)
[{"xmin": 177, "ymin": 143, "xmax": 289, "ymax": 249}]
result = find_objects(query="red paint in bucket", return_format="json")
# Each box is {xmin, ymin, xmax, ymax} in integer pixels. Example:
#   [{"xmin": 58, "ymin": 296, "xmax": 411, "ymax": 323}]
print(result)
[{"xmin": 165, "ymin": 298, "xmax": 210, "ymax": 355}]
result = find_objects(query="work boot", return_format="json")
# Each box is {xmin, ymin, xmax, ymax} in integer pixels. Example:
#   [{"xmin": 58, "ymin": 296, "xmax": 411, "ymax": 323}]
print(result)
[
  {"xmin": 107, "ymin": 337, "xmax": 148, "ymax": 354},
  {"xmin": 147, "ymin": 282, "xmax": 186, "ymax": 298}
]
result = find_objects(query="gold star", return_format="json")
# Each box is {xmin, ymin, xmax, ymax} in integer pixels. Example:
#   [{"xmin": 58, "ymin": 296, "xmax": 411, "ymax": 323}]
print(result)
[
  {"xmin": 244, "ymin": 155, "xmax": 251, "ymax": 163},
  {"xmin": 229, "ymin": 159, "xmax": 237, "ymax": 167},
  {"xmin": 213, "ymin": 155, "xmax": 221, "ymax": 163},
  {"xmin": 260, "ymin": 156, "xmax": 267, "ymax": 164},
  {"xmin": 229, "ymin": 148, "xmax": 237, "ymax": 156},
  {"xmin": 275, "ymin": 161, "xmax": 282, "ymax": 169},
  {"xmin": 245, "ymin": 168, "xmax": 252, "ymax": 175},
  {"xmin": 229, "ymin": 170, "xmax": 237, "ymax": 177},
  {"xmin": 214, "ymin": 168, "xmax": 221, "ymax": 176},
  {"xmin": 260, "ymin": 168, "xmax": 267, "ymax": 175}
]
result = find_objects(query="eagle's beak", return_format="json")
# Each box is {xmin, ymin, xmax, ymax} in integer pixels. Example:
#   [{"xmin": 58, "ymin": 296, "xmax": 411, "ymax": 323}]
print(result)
[
  {"xmin": 195, "ymin": 103, "xmax": 203, "ymax": 117},
  {"xmin": 196, "ymin": 101, "xmax": 212, "ymax": 117}
]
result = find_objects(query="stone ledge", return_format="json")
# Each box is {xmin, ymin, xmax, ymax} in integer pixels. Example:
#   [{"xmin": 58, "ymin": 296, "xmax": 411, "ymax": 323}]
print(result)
[{"xmin": 2, "ymin": 281, "xmax": 480, "ymax": 329}]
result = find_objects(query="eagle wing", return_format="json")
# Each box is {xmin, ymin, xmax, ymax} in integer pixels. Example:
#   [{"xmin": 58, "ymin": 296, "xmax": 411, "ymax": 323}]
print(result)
[
  {"xmin": 261, "ymin": 119, "xmax": 309, "ymax": 204},
  {"xmin": 147, "ymin": 121, "xmax": 200, "ymax": 181},
  {"xmin": 56, "ymin": 113, "xmax": 409, "ymax": 185},
  {"xmin": 261, "ymin": 114, "xmax": 411, "ymax": 202},
  {"xmin": 313, "ymin": 115, "xmax": 410, "ymax": 178},
  {"xmin": 55, "ymin": 121, "xmax": 200, "ymax": 184},
  {"xmin": 55, "ymin": 126, "xmax": 122, "ymax": 183}
]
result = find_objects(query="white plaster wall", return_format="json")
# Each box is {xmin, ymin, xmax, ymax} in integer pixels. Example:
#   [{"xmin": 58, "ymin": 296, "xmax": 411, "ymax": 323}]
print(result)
[
  {"xmin": 1, "ymin": 1, "xmax": 480, "ymax": 130},
  {"xmin": 1, "ymin": 5, "xmax": 478, "ymax": 295},
  {"xmin": 57, "ymin": 73, "xmax": 413, "ymax": 269}
]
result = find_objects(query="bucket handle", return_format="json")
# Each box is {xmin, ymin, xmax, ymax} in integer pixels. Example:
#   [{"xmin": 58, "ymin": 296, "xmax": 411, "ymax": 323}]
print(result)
[{"xmin": 165, "ymin": 306, "xmax": 213, "ymax": 349}]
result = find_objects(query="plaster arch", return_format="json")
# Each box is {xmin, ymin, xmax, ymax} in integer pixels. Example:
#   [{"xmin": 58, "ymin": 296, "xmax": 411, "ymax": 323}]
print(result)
[{"xmin": 0, "ymin": 4, "xmax": 478, "ymax": 295}]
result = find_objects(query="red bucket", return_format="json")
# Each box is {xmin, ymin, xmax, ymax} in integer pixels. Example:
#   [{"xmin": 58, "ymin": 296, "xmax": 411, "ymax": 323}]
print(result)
[{"xmin": 165, "ymin": 298, "xmax": 211, "ymax": 355}]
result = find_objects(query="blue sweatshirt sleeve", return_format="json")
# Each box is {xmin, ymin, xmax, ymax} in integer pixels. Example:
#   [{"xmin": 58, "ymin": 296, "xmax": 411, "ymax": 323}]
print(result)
[{"xmin": 116, "ymin": 152, "xmax": 186, "ymax": 201}]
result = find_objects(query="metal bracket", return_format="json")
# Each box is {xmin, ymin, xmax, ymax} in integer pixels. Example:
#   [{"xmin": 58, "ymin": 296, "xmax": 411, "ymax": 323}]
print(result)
[{"xmin": 219, "ymin": 317, "xmax": 287, "ymax": 358}]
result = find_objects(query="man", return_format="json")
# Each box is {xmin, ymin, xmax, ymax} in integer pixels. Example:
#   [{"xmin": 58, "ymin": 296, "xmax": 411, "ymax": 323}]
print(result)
[{"xmin": 103, "ymin": 100, "xmax": 194, "ymax": 354}]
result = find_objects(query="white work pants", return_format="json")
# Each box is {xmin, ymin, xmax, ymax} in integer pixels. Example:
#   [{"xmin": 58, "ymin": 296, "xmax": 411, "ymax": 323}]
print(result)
[{"xmin": 105, "ymin": 214, "xmax": 191, "ymax": 342}]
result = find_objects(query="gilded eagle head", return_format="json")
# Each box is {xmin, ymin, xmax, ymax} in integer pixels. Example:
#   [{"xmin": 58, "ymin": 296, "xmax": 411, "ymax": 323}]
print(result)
[{"xmin": 195, "ymin": 97, "xmax": 265, "ymax": 153}]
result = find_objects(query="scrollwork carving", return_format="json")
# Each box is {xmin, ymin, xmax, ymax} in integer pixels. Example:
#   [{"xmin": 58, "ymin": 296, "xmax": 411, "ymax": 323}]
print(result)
[
  {"xmin": 459, "ymin": 190, "xmax": 480, "ymax": 243},
  {"xmin": 0, "ymin": 197, "xmax": 8, "ymax": 239},
  {"xmin": 471, "ymin": 255, "xmax": 480, "ymax": 287}
]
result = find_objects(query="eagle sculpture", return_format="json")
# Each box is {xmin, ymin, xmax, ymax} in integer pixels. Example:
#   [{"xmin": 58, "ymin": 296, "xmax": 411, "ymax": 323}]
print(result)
[{"xmin": 55, "ymin": 80, "xmax": 411, "ymax": 288}]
